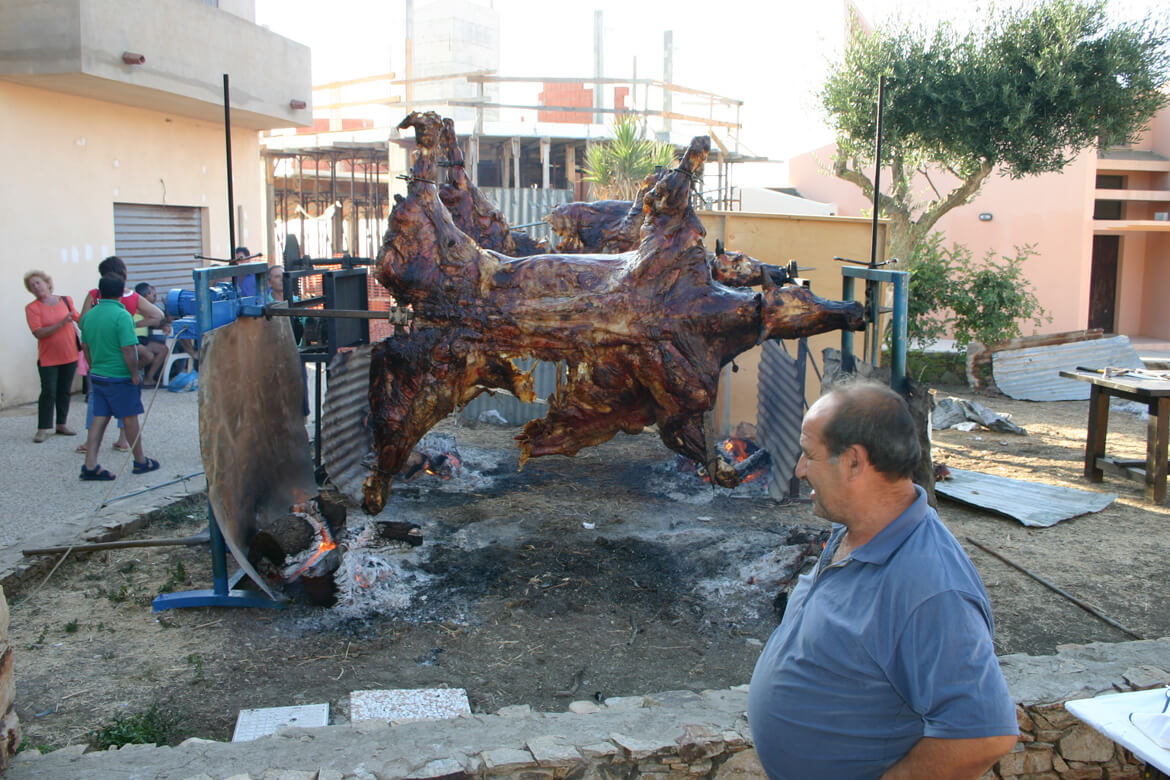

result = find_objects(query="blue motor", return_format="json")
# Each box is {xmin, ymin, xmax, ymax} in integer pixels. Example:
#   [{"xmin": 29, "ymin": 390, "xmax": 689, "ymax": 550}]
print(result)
[{"xmin": 166, "ymin": 283, "xmax": 240, "ymax": 338}]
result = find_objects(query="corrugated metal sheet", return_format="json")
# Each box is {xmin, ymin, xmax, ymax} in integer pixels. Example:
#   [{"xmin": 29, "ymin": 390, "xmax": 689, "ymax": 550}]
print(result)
[
  {"xmin": 992, "ymin": 336, "xmax": 1145, "ymax": 401},
  {"xmin": 458, "ymin": 359, "xmax": 562, "ymax": 426},
  {"xmin": 320, "ymin": 345, "xmax": 374, "ymax": 505},
  {"xmin": 757, "ymin": 339, "xmax": 806, "ymax": 502},
  {"xmin": 113, "ymin": 203, "xmax": 203, "ymax": 291},
  {"xmin": 479, "ymin": 187, "xmax": 572, "ymax": 246},
  {"xmin": 936, "ymin": 468, "xmax": 1116, "ymax": 527}
]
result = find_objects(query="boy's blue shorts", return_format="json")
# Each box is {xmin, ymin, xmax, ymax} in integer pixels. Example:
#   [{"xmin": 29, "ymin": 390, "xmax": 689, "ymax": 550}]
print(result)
[{"xmin": 90, "ymin": 375, "xmax": 144, "ymax": 420}]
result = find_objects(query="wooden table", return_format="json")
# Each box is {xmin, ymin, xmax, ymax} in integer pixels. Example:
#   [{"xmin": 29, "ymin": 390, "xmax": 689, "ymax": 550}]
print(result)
[{"xmin": 1060, "ymin": 369, "xmax": 1170, "ymax": 503}]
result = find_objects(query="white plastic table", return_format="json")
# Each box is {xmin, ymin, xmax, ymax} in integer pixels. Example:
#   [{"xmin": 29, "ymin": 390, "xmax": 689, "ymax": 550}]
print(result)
[{"xmin": 1065, "ymin": 688, "xmax": 1170, "ymax": 774}]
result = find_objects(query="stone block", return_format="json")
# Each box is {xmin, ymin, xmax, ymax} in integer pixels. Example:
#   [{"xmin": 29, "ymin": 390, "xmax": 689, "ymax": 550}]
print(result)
[
  {"xmin": 480, "ymin": 746, "xmax": 534, "ymax": 771},
  {"xmin": 261, "ymin": 771, "xmax": 318, "ymax": 780},
  {"xmin": 0, "ymin": 586, "xmax": 9, "ymax": 642},
  {"xmin": 495, "ymin": 704, "xmax": 532, "ymax": 717},
  {"xmin": 722, "ymin": 731, "xmax": 749, "ymax": 748},
  {"xmin": 178, "ymin": 737, "xmax": 218, "ymax": 748},
  {"xmin": 568, "ymin": 700, "xmax": 601, "ymax": 714},
  {"xmin": 700, "ymin": 688, "xmax": 749, "ymax": 711},
  {"xmin": 318, "ymin": 771, "xmax": 345, "ymax": 780},
  {"xmin": 1057, "ymin": 768, "xmax": 1103, "ymax": 780},
  {"xmin": 526, "ymin": 735, "xmax": 582, "ymax": 768},
  {"xmin": 712, "ymin": 748, "xmax": 767, "ymax": 779},
  {"xmin": 1022, "ymin": 746, "xmax": 1054, "ymax": 774},
  {"xmin": 1121, "ymin": 665, "xmax": 1169, "ymax": 690},
  {"xmin": 603, "ymin": 696, "xmax": 645, "ymax": 711},
  {"xmin": 997, "ymin": 744, "xmax": 1029, "ymax": 776},
  {"xmin": 407, "ymin": 757, "xmax": 468, "ymax": 778},
  {"xmin": 675, "ymin": 724, "xmax": 725, "ymax": 762},
  {"xmin": 1059, "ymin": 725, "xmax": 1116, "ymax": 763},
  {"xmin": 1036, "ymin": 729, "xmax": 1064, "ymax": 743},
  {"xmin": 643, "ymin": 690, "xmax": 704, "ymax": 709},
  {"xmin": 179, "ymin": 775, "xmax": 215, "ymax": 780},
  {"xmin": 1016, "ymin": 704, "xmax": 1035, "ymax": 734},
  {"xmin": 1035, "ymin": 703, "xmax": 1081, "ymax": 731},
  {"xmin": 579, "ymin": 741, "xmax": 619, "ymax": 759},
  {"xmin": 611, "ymin": 731, "xmax": 670, "ymax": 760}
]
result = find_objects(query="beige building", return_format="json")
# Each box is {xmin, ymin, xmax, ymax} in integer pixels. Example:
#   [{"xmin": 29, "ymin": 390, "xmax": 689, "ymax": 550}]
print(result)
[
  {"xmin": 2, "ymin": 0, "xmax": 312, "ymax": 408},
  {"xmin": 789, "ymin": 101, "xmax": 1170, "ymax": 344}
]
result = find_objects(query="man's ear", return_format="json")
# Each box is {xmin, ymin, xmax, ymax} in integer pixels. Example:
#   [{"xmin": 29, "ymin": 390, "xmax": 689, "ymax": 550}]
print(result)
[{"xmin": 843, "ymin": 444, "xmax": 869, "ymax": 476}]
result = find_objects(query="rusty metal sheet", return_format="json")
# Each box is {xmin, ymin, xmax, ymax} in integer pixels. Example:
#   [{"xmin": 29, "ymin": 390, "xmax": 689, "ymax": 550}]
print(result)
[
  {"xmin": 320, "ymin": 345, "xmax": 375, "ymax": 505},
  {"xmin": 936, "ymin": 468, "xmax": 1116, "ymax": 527},
  {"xmin": 199, "ymin": 316, "xmax": 317, "ymax": 597}
]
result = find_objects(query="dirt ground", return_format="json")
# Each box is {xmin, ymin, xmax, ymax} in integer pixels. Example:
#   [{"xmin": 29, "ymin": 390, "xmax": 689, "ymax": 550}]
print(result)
[{"xmin": 7, "ymin": 384, "xmax": 1170, "ymax": 750}]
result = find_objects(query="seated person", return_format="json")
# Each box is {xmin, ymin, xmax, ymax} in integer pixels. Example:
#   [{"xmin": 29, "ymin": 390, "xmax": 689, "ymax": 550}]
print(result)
[{"xmin": 133, "ymin": 283, "xmax": 171, "ymax": 387}]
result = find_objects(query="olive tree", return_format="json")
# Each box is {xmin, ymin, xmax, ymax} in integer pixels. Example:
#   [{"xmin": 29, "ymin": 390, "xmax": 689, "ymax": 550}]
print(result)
[{"xmin": 822, "ymin": 0, "xmax": 1170, "ymax": 263}]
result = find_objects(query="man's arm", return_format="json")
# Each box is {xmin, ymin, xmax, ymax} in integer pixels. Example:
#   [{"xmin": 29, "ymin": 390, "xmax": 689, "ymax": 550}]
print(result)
[
  {"xmin": 880, "ymin": 735, "xmax": 1016, "ymax": 780},
  {"xmin": 135, "ymin": 297, "xmax": 164, "ymax": 329},
  {"xmin": 121, "ymin": 344, "xmax": 141, "ymax": 384}
]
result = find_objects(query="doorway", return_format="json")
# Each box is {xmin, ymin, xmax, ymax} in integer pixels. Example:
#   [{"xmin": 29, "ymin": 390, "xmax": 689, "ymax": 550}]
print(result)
[{"xmin": 1088, "ymin": 235, "xmax": 1119, "ymax": 333}]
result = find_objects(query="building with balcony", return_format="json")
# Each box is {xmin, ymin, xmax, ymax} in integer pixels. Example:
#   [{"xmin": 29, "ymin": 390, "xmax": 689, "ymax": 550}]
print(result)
[{"xmin": 1, "ymin": 0, "xmax": 312, "ymax": 407}]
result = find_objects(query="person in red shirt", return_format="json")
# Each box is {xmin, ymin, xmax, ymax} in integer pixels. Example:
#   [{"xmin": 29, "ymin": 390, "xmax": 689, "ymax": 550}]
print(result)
[{"xmin": 24, "ymin": 270, "xmax": 81, "ymax": 443}]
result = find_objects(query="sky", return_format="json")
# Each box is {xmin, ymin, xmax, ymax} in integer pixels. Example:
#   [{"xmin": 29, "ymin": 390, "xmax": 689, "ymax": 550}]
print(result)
[{"xmin": 254, "ymin": 0, "xmax": 1165, "ymax": 184}]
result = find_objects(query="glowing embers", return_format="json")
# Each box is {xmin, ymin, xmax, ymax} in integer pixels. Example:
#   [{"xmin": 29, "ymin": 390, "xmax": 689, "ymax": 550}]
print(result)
[{"xmin": 247, "ymin": 492, "xmax": 348, "ymax": 606}]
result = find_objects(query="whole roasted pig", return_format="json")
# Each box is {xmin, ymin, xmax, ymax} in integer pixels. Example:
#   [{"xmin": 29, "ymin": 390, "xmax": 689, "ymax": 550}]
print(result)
[{"xmin": 363, "ymin": 111, "xmax": 865, "ymax": 514}]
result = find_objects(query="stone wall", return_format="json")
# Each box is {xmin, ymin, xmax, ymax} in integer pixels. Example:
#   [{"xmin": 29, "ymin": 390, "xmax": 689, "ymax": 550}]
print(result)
[
  {"xmin": 7, "ymin": 639, "xmax": 1169, "ymax": 779},
  {"xmin": 0, "ymin": 585, "xmax": 21, "ymax": 771}
]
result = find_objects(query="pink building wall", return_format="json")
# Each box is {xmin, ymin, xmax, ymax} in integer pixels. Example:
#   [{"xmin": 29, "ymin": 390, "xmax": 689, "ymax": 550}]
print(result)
[{"xmin": 788, "ymin": 146, "xmax": 1097, "ymax": 336}]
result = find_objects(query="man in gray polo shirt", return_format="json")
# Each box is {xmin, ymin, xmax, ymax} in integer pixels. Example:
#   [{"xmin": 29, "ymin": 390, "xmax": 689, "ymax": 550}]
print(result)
[{"xmin": 748, "ymin": 380, "xmax": 1018, "ymax": 779}]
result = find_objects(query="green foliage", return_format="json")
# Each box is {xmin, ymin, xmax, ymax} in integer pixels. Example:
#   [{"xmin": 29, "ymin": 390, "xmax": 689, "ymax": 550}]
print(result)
[
  {"xmin": 186, "ymin": 653, "xmax": 205, "ymax": 683},
  {"xmin": 822, "ymin": 0, "xmax": 1170, "ymax": 259},
  {"xmin": 583, "ymin": 115, "xmax": 676, "ymax": 200},
  {"xmin": 904, "ymin": 233, "xmax": 1051, "ymax": 351},
  {"xmin": 90, "ymin": 703, "xmax": 184, "ymax": 749},
  {"xmin": 145, "ymin": 492, "xmax": 206, "ymax": 529},
  {"xmin": 63, "ymin": 620, "xmax": 78, "ymax": 634}
]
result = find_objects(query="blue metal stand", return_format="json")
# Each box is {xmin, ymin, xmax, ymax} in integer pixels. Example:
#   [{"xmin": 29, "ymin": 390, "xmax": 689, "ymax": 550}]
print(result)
[
  {"xmin": 152, "ymin": 262, "xmax": 283, "ymax": 612},
  {"xmin": 153, "ymin": 511, "xmax": 283, "ymax": 611},
  {"xmin": 841, "ymin": 265, "xmax": 910, "ymax": 393}
]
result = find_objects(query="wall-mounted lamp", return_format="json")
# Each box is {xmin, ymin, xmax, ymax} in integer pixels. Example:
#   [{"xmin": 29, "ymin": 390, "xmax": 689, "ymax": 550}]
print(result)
[
  {"xmin": 978, "ymin": 212, "xmax": 993, "ymax": 222},
  {"xmin": 122, "ymin": 51, "xmax": 146, "ymax": 65},
  {"xmin": 289, "ymin": 99, "xmax": 307, "ymax": 110}
]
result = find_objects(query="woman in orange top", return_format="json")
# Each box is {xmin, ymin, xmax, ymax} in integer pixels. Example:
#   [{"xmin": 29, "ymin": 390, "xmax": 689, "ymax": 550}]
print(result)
[{"xmin": 24, "ymin": 270, "xmax": 81, "ymax": 443}]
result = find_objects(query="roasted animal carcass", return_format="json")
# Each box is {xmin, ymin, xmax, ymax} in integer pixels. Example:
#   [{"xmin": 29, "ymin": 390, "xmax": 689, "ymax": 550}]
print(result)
[
  {"xmin": 544, "ymin": 169, "xmax": 663, "ymax": 254},
  {"xmin": 363, "ymin": 111, "xmax": 865, "ymax": 515},
  {"xmin": 437, "ymin": 118, "xmax": 546, "ymax": 257}
]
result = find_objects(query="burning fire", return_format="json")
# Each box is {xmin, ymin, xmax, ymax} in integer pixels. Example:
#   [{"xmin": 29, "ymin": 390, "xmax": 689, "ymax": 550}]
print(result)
[{"xmin": 283, "ymin": 511, "xmax": 337, "ymax": 581}]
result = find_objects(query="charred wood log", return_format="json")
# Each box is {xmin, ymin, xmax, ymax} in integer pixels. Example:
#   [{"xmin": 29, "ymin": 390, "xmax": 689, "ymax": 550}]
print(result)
[
  {"xmin": 363, "ymin": 111, "xmax": 866, "ymax": 514},
  {"xmin": 438, "ymin": 118, "xmax": 546, "ymax": 257}
]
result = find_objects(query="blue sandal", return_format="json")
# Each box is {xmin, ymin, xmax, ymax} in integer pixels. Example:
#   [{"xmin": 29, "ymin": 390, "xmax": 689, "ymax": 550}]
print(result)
[
  {"xmin": 80, "ymin": 464, "xmax": 116, "ymax": 481},
  {"xmin": 132, "ymin": 457, "xmax": 160, "ymax": 475}
]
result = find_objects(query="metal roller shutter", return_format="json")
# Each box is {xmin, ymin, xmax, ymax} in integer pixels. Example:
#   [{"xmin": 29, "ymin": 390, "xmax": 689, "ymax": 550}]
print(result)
[{"xmin": 113, "ymin": 203, "xmax": 203, "ymax": 291}]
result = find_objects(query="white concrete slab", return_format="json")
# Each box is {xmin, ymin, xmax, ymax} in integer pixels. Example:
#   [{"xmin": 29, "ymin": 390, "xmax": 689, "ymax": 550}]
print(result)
[
  {"xmin": 232, "ymin": 703, "xmax": 329, "ymax": 742},
  {"xmin": 349, "ymin": 688, "xmax": 471, "ymax": 723}
]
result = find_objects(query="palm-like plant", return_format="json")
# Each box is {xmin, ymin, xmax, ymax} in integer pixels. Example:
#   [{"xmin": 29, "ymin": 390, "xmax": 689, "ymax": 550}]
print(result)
[{"xmin": 583, "ymin": 116, "xmax": 676, "ymax": 200}]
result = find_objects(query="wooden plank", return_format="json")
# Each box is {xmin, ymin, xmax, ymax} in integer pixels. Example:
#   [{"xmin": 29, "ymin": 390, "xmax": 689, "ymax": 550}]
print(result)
[
  {"xmin": 1086, "ymin": 384, "xmax": 1109, "ymax": 482},
  {"xmin": 1150, "ymin": 397, "xmax": 1169, "ymax": 502},
  {"xmin": 936, "ymin": 468, "xmax": 1116, "ymax": 528}
]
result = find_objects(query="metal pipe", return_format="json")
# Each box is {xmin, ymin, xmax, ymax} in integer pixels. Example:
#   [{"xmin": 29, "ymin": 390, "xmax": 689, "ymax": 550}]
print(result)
[
  {"xmin": 870, "ymin": 75, "xmax": 885, "ymax": 268},
  {"xmin": 965, "ymin": 537, "xmax": 1144, "ymax": 640},
  {"xmin": 223, "ymin": 74, "xmax": 237, "ymax": 253},
  {"xmin": 100, "ymin": 472, "xmax": 206, "ymax": 506},
  {"xmin": 890, "ymin": 271, "xmax": 909, "ymax": 393}
]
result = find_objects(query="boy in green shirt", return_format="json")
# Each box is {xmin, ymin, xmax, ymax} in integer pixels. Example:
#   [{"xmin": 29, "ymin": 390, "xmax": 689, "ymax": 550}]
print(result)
[{"xmin": 78, "ymin": 274, "xmax": 160, "ymax": 480}]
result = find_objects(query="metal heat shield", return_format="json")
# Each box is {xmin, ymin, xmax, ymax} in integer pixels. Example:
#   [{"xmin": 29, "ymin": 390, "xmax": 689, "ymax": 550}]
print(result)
[
  {"xmin": 757, "ymin": 339, "xmax": 807, "ymax": 502},
  {"xmin": 198, "ymin": 315, "xmax": 317, "ymax": 598}
]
